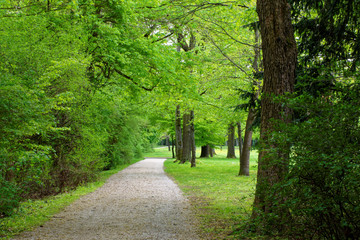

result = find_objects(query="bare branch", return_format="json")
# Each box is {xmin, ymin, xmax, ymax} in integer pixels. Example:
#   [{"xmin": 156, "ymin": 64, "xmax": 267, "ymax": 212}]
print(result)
[
  {"xmin": 194, "ymin": 13, "xmax": 259, "ymax": 49},
  {"xmin": 113, "ymin": 68, "xmax": 157, "ymax": 91},
  {"xmin": 144, "ymin": 24, "xmax": 157, "ymax": 38},
  {"xmin": 207, "ymin": 35, "xmax": 251, "ymax": 78},
  {"xmin": 177, "ymin": 32, "xmax": 190, "ymax": 51},
  {"xmin": 152, "ymin": 31, "xmax": 174, "ymax": 43}
]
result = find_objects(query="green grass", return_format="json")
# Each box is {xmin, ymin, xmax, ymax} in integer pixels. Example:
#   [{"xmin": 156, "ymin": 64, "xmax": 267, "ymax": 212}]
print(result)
[
  {"xmin": 0, "ymin": 157, "xmax": 143, "ymax": 239},
  {"xmin": 143, "ymin": 146, "xmax": 173, "ymax": 158},
  {"xmin": 163, "ymin": 147, "xmax": 258, "ymax": 239}
]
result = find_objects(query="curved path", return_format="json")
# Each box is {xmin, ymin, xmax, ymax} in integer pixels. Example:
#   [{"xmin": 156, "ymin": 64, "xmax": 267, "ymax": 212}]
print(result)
[{"xmin": 15, "ymin": 158, "xmax": 200, "ymax": 240}]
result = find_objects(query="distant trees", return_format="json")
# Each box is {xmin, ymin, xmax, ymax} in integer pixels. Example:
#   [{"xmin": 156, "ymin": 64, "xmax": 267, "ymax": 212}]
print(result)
[
  {"xmin": 148, "ymin": 0, "xmax": 255, "ymax": 166},
  {"xmin": 175, "ymin": 106, "xmax": 183, "ymax": 161},
  {"xmin": 226, "ymin": 123, "xmax": 236, "ymax": 158}
]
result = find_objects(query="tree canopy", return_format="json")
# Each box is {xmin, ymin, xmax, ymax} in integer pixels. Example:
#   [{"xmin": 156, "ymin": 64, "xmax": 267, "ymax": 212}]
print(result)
[{"xmin": 1, "ymin": 0, "xmax": 359, "ymax": 238}]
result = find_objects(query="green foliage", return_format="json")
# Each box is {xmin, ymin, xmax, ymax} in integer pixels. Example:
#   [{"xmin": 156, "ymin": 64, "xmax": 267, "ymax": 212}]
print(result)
[
  {"xmin": 0, "ymin": 176, "xmax": 20, "ymax": 217},
  {"xmin": 0, "ymin": 0, "xmax": 174, "ymax": 216},
  {"xmin": 290, "ymin": 0, "xmax": 360, "ymax": 98},
  {"xmin": 290, "ymin": 0, "xmax": 359, "ymax": 71},
  {"xmin": 262, "ymin": 83, "xmax": 360, "ymax": 239}
]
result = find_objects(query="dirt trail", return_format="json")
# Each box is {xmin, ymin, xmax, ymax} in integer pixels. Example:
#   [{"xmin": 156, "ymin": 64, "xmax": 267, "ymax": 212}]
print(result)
[{"xmin": 14, "ymin": 158, "xmax": 200, "ymax": 240}]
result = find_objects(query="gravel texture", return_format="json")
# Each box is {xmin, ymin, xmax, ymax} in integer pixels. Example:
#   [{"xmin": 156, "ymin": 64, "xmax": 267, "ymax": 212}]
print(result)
[{"xmin": 14, "ymin": 158, "xmax": 200, "ymax": 240}]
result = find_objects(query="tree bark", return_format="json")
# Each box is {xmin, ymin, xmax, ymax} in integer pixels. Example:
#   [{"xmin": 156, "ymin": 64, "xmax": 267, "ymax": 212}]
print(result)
[
  {"xmin": 176, "ymin": 31, "xmax": 197, "ymax": 164},
  {"xmin": 239, "ymin": 19, "xmax": 261, "ymax": 176},
  {"xmin": 239, "ymin": 109, "xmax": 255, "ymax": 176},
  {"xmin": 226, "ymin": 123, "xmax": 236, "ymax": 158},
  {"xmin": 171, "ymin": 135, "xmax": 175, "ymax": 159},
  {"xmin": 166, "ymin": 135, "xmax": 170, "ymax": 151},
  {"xmin": 237, "ymin": 121, "xmax": 244, "ymax": 175},
  {"xmin": 252, "ymin": 0, "xmax": 297, "ymax": 231},
  {"xmin": 175, "ymin": 105, "xmax": 182, "ymax": 162},
  {"xmin": 190, "ymin": 110, "xmax": 196, "ymax": 167},
  {"xmin": 209, "ymin": 147, "xmax": 216, "ymax": 157},
  {"xmin": 200, "ymin": 145, "xmax": 210, "ymax": 158},
  {"xmin": 212, "ymin": 148, "xmax": 216, "ymax": 156},
  {"xmin": 237, "ymin": 122, "xmax": 243, "ymax": 157},
  {"xmin": 180, "ymin": 112, "xmax": 191, "ymax": 164}
]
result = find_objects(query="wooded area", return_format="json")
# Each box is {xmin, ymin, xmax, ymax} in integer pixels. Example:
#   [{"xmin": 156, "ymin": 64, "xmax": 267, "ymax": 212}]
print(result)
[{"xmin": 1, "ymin": 0, "xmax": 359, "ymax": 239}]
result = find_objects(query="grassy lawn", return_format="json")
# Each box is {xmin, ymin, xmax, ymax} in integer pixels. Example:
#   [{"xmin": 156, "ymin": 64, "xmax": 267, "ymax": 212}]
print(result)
[
  {"xmin": 0, "ymin": 157, "xmax": 143, "ymax": 239},
  {"xmin": 162, "ymin": 146, "xmax": 258, "ymax": 239},
  {"xmin": 143, "ymin": 146, "xmax": 174, "ymax": 158}
]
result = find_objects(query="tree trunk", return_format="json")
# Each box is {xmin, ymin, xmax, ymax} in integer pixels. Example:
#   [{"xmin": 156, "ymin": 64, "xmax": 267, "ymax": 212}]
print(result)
[
  {"xmin": 252, "ymin": 0, "xmax": 297, "ymax": 232},
  {"xmin": 190, "ymin": 110, "xmax": 196, "ymax": 167},
  {"xmin": 226, "ymin": 123, "xmax": 236, "ymax": 158},
  {"xmin": 171, "ymin": 135, "xmax": 175, "ymax": 159},
  {"xmin": 180, "ymin": 112, "xmax": 191, "ymax": 164},
  {"xmin": 240, "ymin": 19, "xmax": 261, "ymax": 176},
  {"xmin": 212, "ymin": 148, "xmax": 216, "ymax": 156},
  {"xmin": 209, "ymin": 147, "xmax": 216, "ymax": 157},
  {"xmin": 176, "ymin": 31, "xmax": 196, "ymax": 164},
  {"xmin": 209, "ymin": 145, "xmax": 213, "ymax": 157},
  {"xmin": 200, "ymin": 145, "xmax": 210, "ymax": 158},
  {"xmin": 166, "ymin": 135, "xmax": 170, "ymax": 151},
  {"xmin": 237, "ymin": 121, "xmax": 243, "ymax": 168},
  {"xmin": 175, "ymin": 105, "xmax": 182, "ymax": 162},
  {"xmin": 239, "ymin": 109, "xmax": 255, "ymax": 176}
]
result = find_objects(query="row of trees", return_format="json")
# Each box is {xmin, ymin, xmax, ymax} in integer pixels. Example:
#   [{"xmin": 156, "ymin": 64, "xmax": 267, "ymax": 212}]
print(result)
[
  {"xmin": 143, "ymin": 0, "xmax": 260, "ymax": 175},
  {"xmin": 149, "ymin": 0, "xmax": 360, "ymax": 238},
  {"xmin": 1, "ymin": 0, "xmax": 359, "ymax": 238},
  {"xmin": 1, "ymin": 0, "xmax": 254, "ymax": 215}
]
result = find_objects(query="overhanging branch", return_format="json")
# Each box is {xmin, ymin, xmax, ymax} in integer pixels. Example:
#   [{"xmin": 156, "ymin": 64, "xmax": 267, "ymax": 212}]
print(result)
[
  {"xmin": 113, "ymin": 68, "xmax": 157, "ymax": 91},
  {"xmin": 207, "ymin": 35, "xmax": 251, "ymax": 78}
]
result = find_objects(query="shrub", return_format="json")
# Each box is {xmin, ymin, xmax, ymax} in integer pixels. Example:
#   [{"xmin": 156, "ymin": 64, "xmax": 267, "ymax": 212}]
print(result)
[
  {"xmin": 0, "ymin": 176, "xmax": 20, "ymax": 217},
  {"xmin": 270, "ymin": 87, "xmax": 360, "ymax": 239}
]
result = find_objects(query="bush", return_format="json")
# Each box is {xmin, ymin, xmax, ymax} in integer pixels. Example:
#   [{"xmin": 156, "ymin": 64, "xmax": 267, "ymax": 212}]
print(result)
[
  {"xmin": 271, "ymin": 86, "xmax": 360, "ymax": 239},
  {"xmin": 0, "ymin": 177, "xmax": 20, "ymax": 217}
]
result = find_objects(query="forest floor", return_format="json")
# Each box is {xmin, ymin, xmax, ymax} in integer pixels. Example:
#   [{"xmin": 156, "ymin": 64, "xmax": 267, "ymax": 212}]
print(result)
[{"xmin": 13, "ymin": 158, "xmax": 200, "ymax": 240}]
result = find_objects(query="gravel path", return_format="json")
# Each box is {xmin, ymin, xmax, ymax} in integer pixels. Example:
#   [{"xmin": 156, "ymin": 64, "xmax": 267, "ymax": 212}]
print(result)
[{"xmin": 15, "ymin": 158, "xmax": 200, "ymax": 240}]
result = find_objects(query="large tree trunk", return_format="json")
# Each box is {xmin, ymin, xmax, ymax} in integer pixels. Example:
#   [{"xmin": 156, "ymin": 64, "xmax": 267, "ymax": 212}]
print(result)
[
  {"xmin": 252, "ymin": 0, "xmax": 297, "ymax": 231},
  {"xmin": 200, "ymin": 145, "xmax": 210, "ymax": 158},
  {"xmin": 175, "ymin": 105, "xmax": 182, "ymax": 162},
  {"xmin": 180, "ymin": 112, "xmax": 191, "ymax": 164},
  {"xmin": 190, "ymin": 110, "xmax": 196, "ymax": 167},
  {"xmin": 239, "ymin": 109, "xmax": 255, "ymax": 176},
  {"xmin": 226, "ymin": 123, "xmax": 236, "ymax": 158}
]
